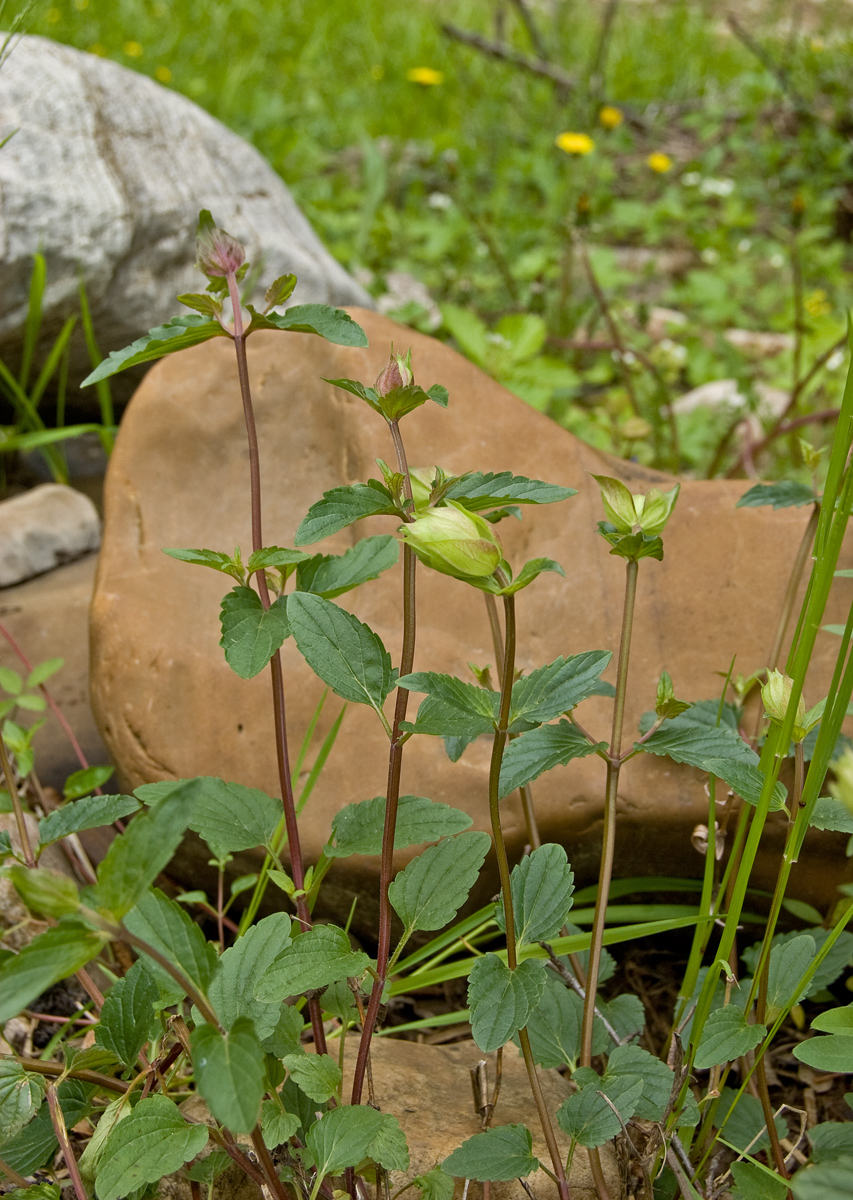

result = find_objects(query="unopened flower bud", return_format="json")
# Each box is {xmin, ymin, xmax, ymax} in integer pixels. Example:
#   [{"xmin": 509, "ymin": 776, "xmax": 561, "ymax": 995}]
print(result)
[
  {"xmin": 761, "ymin": 669, "xmax": 805, "ymax": 730},
  {"xmin": 375, "ymin": 350, "xmax": 414, "ymax": 396},
  {"xmin": 399, "ymin": 501, "xmax": 502, "ymax": 580},
  {"xmin": 195, "ymin": 209, "xmax": 246, "ymax": 277}
]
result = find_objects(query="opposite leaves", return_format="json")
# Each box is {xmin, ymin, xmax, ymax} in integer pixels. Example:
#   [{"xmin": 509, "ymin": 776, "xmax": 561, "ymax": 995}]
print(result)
[{"xmin": 388, "ymin": 831, "xmax": 491, "ymax": 933}]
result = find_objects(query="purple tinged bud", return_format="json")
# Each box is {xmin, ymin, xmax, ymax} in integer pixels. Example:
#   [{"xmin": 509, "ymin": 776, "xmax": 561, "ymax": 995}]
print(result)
[
  {"xmin": 375, "ymin": 350, "xmax": 414, "ymax": 396},
  {"xmin": 195, "ymin": 211, "xmax": 246, "ymax": 277}
]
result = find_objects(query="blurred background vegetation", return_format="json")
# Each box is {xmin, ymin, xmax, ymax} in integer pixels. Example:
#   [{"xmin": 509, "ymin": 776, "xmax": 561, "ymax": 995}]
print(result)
[{"xmin": 10, "ymin": 0, "xmax": 853, "ymax": 480}]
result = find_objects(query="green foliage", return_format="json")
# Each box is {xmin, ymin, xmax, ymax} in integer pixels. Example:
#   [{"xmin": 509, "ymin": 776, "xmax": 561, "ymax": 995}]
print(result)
[
  {"xmin": 0, "ymin": 1079, "xmax": 93, "ymax": 1176},
  {"xmin": 94, "ymin": 1095, "xmax": 209, "ymax": 1200},
  {"xmin": 295, "ymin": 482, "xmax": 398, "ymax": 545},
  {"xmin": 94, "ymin": 961, "xmax": 158, "ymax": 1067},
  {"xmin": 325, "ymin": 793, "xmax": 472, "ymax": 857},
  {"xmin": 254, "ymin": 924, "xmax": 369, "ymax": 1000},
  {"xmin": 694, "ymin": 1004, "xmax": 766, "ymax": 1069},
  {"xmin": 498, "ymin": 719, "xmax": 606, "ymax": 796},
  {"xmin": 467, "ymin": 954, "xmax": 545, "ymax": 1052},
  {"xmin": 737, "ymin": 481, "xmax": 819, "ymax": 510},
  {"xmin": 282, "ymin": 1053, "xmax": 341, "ymax": 1103},
  {"xmin": 244, "ymin": 303, "xmax": 367, "ymax": 345},
  {"xmin": 496, "ymin": 843, "xmax": 574, "ymax": 946},
  {"xmin": 38, "ymin": 793, "xmax": 140, "ymax": 846},
  {"xmin": 82, "ymin": 314, "xmax": 228, "ymax": 385},
  {"xmin": 305, "ymin": 1104, "xmax": 385, "ymax": 1181},
  {"xmin": 123, "ymin": 888, "xmax": 218, "ymax": 1000},
  {"xmin": 0, "ymin": 1060, "xmax": 45, "ymax": 1145},
  {"xmin": 443, "ymin": 1124, "xmax": 539, "ymax": 1181},
  {"xmin": 191, "ymin": 1018, "xmax": 266, "ymax": 1134},
  {"xmin": 219, "ymin": 587, "xmax": 291, "ymax": 679},
  {"xmin": 0, "ymin": 924, "xmax": 106, "ymax": 1023},
  {"xmin": 296, "ymin": 535, "xmax": 399, "ymax": 598},
  {"xmin": 557, "ymin": 1072, "xmax": 644, "ymax": 1147},
  {"xmin": 388, "ymin": 831, "xmax": 491, "ymax": 932}
]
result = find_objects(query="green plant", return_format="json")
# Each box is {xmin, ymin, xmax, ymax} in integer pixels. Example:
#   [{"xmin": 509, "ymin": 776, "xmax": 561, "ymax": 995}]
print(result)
[{"xmin": 2, "ymin": 213, "xmax": 853, "ymax": 1200}]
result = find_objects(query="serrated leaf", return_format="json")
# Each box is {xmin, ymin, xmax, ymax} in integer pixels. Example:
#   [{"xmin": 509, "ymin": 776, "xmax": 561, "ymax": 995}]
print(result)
[
  {"xmin": 245, "ymin": 303, "xmax": 367, "ymax": 346},
  {"xmin": 191, "ymin": 1018, "xmax": 265, "ymax": 1134},
  {"xmin": 446, "ymin": 472, "xmax": 576, "ymax": 511},
  {"xmin": 743, "ymin": 928, "xmax": 853, "ymax": 996},
  {"xmin": 282, "ymin": 1053, "xmax": 341, "ymax": 1103},
  {"xmin": 605, "ymin": 1045, "xmax": 675, "ymax": 1122},
  {"xmin": 261, "ymin": 1100, "xmax": 300, "ymax": 1150},
  {"xmin": 730, "ymin": 1160, "xmax": 788, "ymax": 1200},
  {"xmin": 557, "ymin": 1074, "xmax": 643, "ymax": 1148},
  {"xmin": 597, "ymin": 993, "xmax": 645, "ymax": 1041},
  {"xmin": 1, "ymin": 1079, "xmax": 93, "ymax": 1176},
  {"xmin": 261, "ymin": 1003, "xmax": 306, "ymax": 1057},
  {"xmin": 82, "ymin": 314, "xmax": 227, "ymax": 386},
  {"xmin": 288, "ymin": 593, "xmax": 394, "ymax": 715},
  {"xmin": 810, "ymin": 797, "xmax": 853, "ymax": 833},
  {"xmin": 187, "ymin": 1147, "xmax": 232, "ymax": 1184},
  {"xmin": 182, "ymin": 776, "xmax": 282, "ymax": 858},
  {"xmin": 306, "ymin": 1105, "xmax": 385, "ymax": 1180},
  {"xmin": 412, "ymin": 1168, "xmax": 455, "ymax": 1200},
  {"xmin": 5, "ymin": 866, "xmax": 80, "ymax": 918},
  {"xmin": 705, "ymin": 758, "xmax": 787, "ymax": 810},
  {"xmin": 1, "ymin": 1187, "xmax": 58, "ymax": 1200},
  {"xmin": 498, "ymin": 720, "xmax": 605, "ymax": 797},
  {"xmin": 64, "ymin": 765, "xmax": 114, "ymax": 800},
  {"xmin": 717, "ymin": 1087, "xmax": 786, "ymax": 1152},
  {"xmin": 499, "ymin": 557, "xmax": 565, "ymax": 595},
  {"xmin": 219, "ymin": 587, "xmax": 291, "ymax": 679},
  {"xmin": 297, "ymin": 535, "xmax": 399, "ymax": 599},
  {"xmin": 94, "ymin": 1094, "xmax": 209, "ymax": 1200},
  {"xmin": 38, "ymin": 794, "xmax": 140, "ymax": 847},
  {"xmin": 496, "ymin": 843, "xmax": 574, "ymax": 946},
  {"xmin": 264, "ymin": 273, "xmax": 297, "ymax": 308},
  {"xmin": 255, "ymin": 924, "xmax": 369, "ymax": 1001},
  {"xmin": 468, "ymin": 954, "xmax": 545, "ymax": 1052},
  {"xmin": 794, "ymin": 1034, "xmax": 853, "ymax": 1072},
  {"xmin": 443, "ymin": 1124, "xmax": 538, "ymax": 1181},
  {"xmin": 326, "ymin": 794, "xmax": 472, "ymax": 858},
  {"xmin": 388, "ymin": 831, "xmax": 491, "ymax": 933},
  {"xmin": 366, "ymin": 1113, "xmax": 410, "ymax": 1171},
  {"xmin": 737, "ymin": 481, "xmax": 818, "ymax": 509},
  {"xmin": 0, "ymin": 1060, "xmax": 45, "ymax": 1145},
  {"xmin": 93, "ymin": 779, "xmax": 200, "ymax": 920},
  {"xmin": 207, "ymin": 913, "xmax": 292, "ymax": 1038},
  {"xmin": 398, "ymin": 671, "xmax": 498, "ymax": 738},
  {"xmin": 247, "ymin": 546, "xmax": 311, "ymax": 573},
  {"xmin": 162, "ymin": 547, "xmax": 237, "ymax": 575},
  {"xmin": 295, "ymin": 482, "xmax": 397, "ymax": 546},
  {"xmin": 512, "ymin": 971, "xmax": 589, "ymax": 1068},
  {"xmin": 509, "ymin": 653, "xmax": 612, "ymax": 728},
  {"xmin": 694, "ymin": 1004, "xmax": 766, "ymax": 1069},
  {"xmin": 639, "ymin": 706, "xmax": 758, "ymax": 772},
  {"xmin": 427, "ymin": 384, "xmax": 449, "ymax": 408},
  {"xmin": 124, "ymin": 888, "xmax": 218, "ymax": 1000},
  {"xmin": 94, "ymin": 961, "xmax": 158, "ymax": 1067},
  {"xmin": 810, "ymin": 1122, "xmax": 853, "ymax": 1164},
  {"xmin": 790, "ymin": 1157, "xmax": 853, "ymax": 1199},
  {"xmin": 766, "ymin": 934, "xmax": 816, "ymax": 1021},
  {"xmin": 0, "ymin": 923, "xmax": 106, "ymax": 1023}
]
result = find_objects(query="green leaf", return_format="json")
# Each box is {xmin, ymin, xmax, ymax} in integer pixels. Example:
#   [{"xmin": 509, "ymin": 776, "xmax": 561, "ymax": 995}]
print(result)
[
  {"xmin": 94, "ymin": 961, "xmax": 158, "ymax": 1067},
  {"xmin": 717, "ymin": 1087, "xmax": 786, "ymax": 1152},
  {"xmin": 26, "ymin": 658, "xmax": 63, "ymax": 689},
  {"xmin": 264, "ymin": 273, "xmax": 298, "ymax": 308},
  {"xmin": 605, "ymin": 1045, "xmax": 675, "ymax": 1122},
  {"xmin": 388, "ymin": 831, "xmax": 491, "ymax": 932},
  {"xmin": 326, "ymin": 794, "xmax": 472, "ymax": 858},
  {"xmin": 5, "ymin": 866, "xmax": 79, "ymax": 918},
  {"xmin": 367, "ymin": 1113, "xmax": 410, "ymax": 1172},
  {"xmin": 791, "ymin": 1158, "xmax": 853, "ymax": 1200},
  {"xmin": 255, "ymin": 925, "xmax": 369, "ymax": 1001},
  {"xmin": 297, "ymin": 535, "xmax": 399, "ymax": 599},
  {"xmin": 639, "ymin": 706, "xmax": 757, "ymax": 772},
  {"xmin": 245, "ymin": 303, "xmax": 367, "ymax": 346},
  {"xmin": 499, "ymin": 557, "xmax": 565, "ymax": 595},
  {"xmin": 412, "ymin": 1168, "xmax": 455, "ymax": 1200},
  {"xmin": 183, "ymin": 776, "xmax": 282, "ymax": 857},
  {"xmin": 737, "ymin": 481, "xmax": 818, "ymax": 509},
  {"xmin": 398, "ymin": 671, "xmax": 498, "ymax": 738},
  {"xmin": 446, "ymin": 472, "xmax": 576, "ymax": 511},
  {"xmin": 288, "ymin": 593, "xmax": 394, "ymax": 716},
  {"xmin": 191, "ymin": 1018, "xmax": 265, "ymax": 1134},
  {"xmin": 208, "ymin": 913, "xmax": 292, "ymax": 1038},
  {"xmin": 704, "ymin": 758, "xmax": 788, "ymax": 810},
  {"xmin": 730, "ymin": 1160, "xmax": 788, "ymax": 1200},
  {"xmin": 94, "ymin": 779, "xmax": 200, "ymax": 919},
  {"xmin": 282, "ymin": 1052, "xmax": 341, "ymax": 1103},
  {"xmin": 177, "ymin": 292, "xmax": 223, "ymax": 317},
  {"xmin": 598, "ymin": 993, "xmax": 646, "ymax": 1042},
  {"xmin": 295, "ymin": 482, "xmax": 397, "ymax": 546},
  {"xmin": 0, "ymin": 1060, "xmax": 45, "ymax": 1145},
  {"xmin": 810, "ymin": 796, "xmax": 853, "ymax": 833},
  {"xmin": 82, "ymin": 314, "xmax": 227, "ymax": 386},
  {"xmin": 794, "ymin": 1034, "xmax": 853, "ymax": 1072},
  {"xmin": 94, "ymin": 1094, "xmax": 209, "ymax": 1200},
  {"xmin": 498, "ymin": 720, "xmax": 605, "ymax": 797},
  {"xmin": 556, "ymin": 1074, "xmax": 643, "ymax": 1147},
  {"xmin": 1, "ymin": 1186, "xmax": 59, "ymax": 1200},
  {"xmin": 443, "ymin": 1124, "xmax": 539, "ymax": 1181},
  {"xmin": 261, "ymin": 1003, "xmax": 306, "ymax": 1057},
  {"xmin": 0, "ymin": 923, "xmax": 106, "ymax": 1023},
  {"xmin": 497, "ymin": 843, "xmax": 574, "ymax": 946},
  {"xmin": 124, "ymin": 887, "xmax": 218, "ymax": 1000},
  {"xmin": 261, "ymin": 1100, "xmax": 300, "ymax": 1150},
  {"xmin": 0, "ymin": 666, "xmax": 22, "ymax": 694},
  {"xmin": 247, "ymin": 546, "xmax": 311, "ymax": 573},
  {"xmin": 38, "ymin": 794, "xmax": 140, "ymax": 846},
  {"xmin": 219, "ymin": 587, "xmax": 291, "ymax": 679},
  {"xmin": 766, "ymin": 934, "xmax": 816, "ymax": 1020},
  {"xmin": 812, "ymin": 1004, "xmax": 853, "ymax": 1033},
  {"xmin": 162, "ymin": 547, "xmax": 240, "ymax": 578},
  {"xmin": 187, "ymin": 1147, "xmax": 232, "ymax": 1184},
  {"xmin": 743, "ymin": 928, "xmax": 853, "ymax": 996},
  {"xmin": 64, "ymin": 765, "xmax": 114, "ymax": 800},
  {"xmin": 694, "ymin": 1005, "xmax": 766, "ymax": 1069},
  {"xmin": 306, "ymin": 1105, "xmax": 385, "ymax": 1180},
  {"xmin": 514, "ymin": 972, "xmax": 585, "ymax": 1068},
  {"xmin": 468, "ymin": 954, "xmax": 545, "ymax": 1053},
  {"xmin": 1, "ymin": 1079, "xmax": 93, "ymax": 1176},
  {"xmin": 810, "ymin": 1123, "xmax": 853, "ymax": 1164},
  {"xmin": 509, "ymin": 653, "xmax": 612, "ymax": 728}
]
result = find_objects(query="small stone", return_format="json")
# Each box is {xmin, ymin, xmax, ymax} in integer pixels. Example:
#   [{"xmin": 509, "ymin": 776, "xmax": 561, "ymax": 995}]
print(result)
[
  {"xmin": 724, "ymin": 329, "xmax": 795, "ymax": 357},
  {"xmin": 670, "ymin": 379, "xmax": 744, "ymax": 415},
  {"xmin": 0, "ymin": 485, "xmax": 99, "ymax": 587}
]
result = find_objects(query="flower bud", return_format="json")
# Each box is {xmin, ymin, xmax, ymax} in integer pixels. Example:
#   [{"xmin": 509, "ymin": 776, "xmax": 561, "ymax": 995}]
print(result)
[
  {"xmin": 399, "ymin": 501, "xmax": 503, "ymax": 580},
  {"xmin": 761, "ymin": 669, "xmax": 805, "ymax": 730},
  {"xmin": 195, "ymin": 209, "xmax": 246, "ymax": 277},
  {"xmin": 375, "ymin": 350, "xmax": 413, "ymax": 396}
]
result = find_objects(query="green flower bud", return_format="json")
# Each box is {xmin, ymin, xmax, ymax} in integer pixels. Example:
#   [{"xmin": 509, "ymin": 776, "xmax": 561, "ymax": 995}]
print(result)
[
  {"xmin": 409, "ymin": 467, "xmax": 438, "ymax": 511},
  {"xmin": 592, "ymin": 475, "xmax": 680, "ymax": 535},
  {"xmin": 829, "ymin": 746, "xmax": 853, "ymax": 814},
  {"xmin": 399, "ymin": 501, "xmax": 503, "ymax": 580},
  {"xmin": 761, "ymin": 669, "xmax": 808, "ymax": 740}
]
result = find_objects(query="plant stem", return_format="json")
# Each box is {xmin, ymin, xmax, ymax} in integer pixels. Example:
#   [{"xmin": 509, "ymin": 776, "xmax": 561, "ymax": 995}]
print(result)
[
  {"xmin": 580, "ymin": 559, "xmax": 638, "ymax": 1068},
  {"xmin": 12, "ymin": 1056, "xmax": 129, "ymax": 1093},
  {"xmin": 117, "ymin": 924, "xmax": 220, "ymax": 1027},
  {"xmin": 225, "ymin": 271, "xmax": 324, "ymax": 1052},
  {"xmin": 350, "ymin": 420, "xmax": 417, "ymax": 1107},
  {"xmin": 251, "ymin": 1128, "xmax": 291, "ymax": 1200},
  {"xmin": 46, "ymin": 1085, "xmax": 89, "ymax": 1200},
  {"xmin": 0, "ymin": 731, "xmax": 34, "ymax": 868},
  {"xmin": 577, "ymin": 236, "xmax": 642, "ymax": 419},
  {"xmin": 489, "ymin": 592, "xmax": 570, "ymax": 1200},
  {"xmin": 0, "ymin": 1155, "xmax": 31, "ymax": 1187},
  {"xmin": 768, "ymin": 504, "xmax": 820, "ymax": 673}
]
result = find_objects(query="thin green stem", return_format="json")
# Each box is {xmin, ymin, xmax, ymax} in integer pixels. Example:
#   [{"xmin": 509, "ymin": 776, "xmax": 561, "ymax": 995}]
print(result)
[
  {"xmin": 1, "ymin": 731, "xmax": 34, "ymax": 868},
  {"xmin": 580, "ymin": 559, "xmax": 638, "ymax": 1067}
]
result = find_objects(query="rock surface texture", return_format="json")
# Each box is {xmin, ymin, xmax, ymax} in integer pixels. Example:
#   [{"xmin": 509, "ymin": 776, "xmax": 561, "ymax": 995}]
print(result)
[
  {"xmin": 90, "ymin": 311, "xmax": 853, "ymax": 920},
  {"xmin": 0, "ymin": 35, "xmax": 370, "ymax": 392},
  {"xmin": 0, "ymin": 484, "xmax": 99, "ymax": 586}
]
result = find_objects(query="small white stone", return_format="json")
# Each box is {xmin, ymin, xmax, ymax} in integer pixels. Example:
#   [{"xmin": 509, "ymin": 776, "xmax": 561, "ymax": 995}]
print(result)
[{"xmin": 0, "ymin": 484, "xmax": 100, "ymax": 587}]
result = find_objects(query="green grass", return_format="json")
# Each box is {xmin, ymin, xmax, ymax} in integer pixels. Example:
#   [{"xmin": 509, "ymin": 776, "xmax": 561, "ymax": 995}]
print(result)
[{"xmin": 10, "ymin": 0, "xmax": 853, "ymax": 479}]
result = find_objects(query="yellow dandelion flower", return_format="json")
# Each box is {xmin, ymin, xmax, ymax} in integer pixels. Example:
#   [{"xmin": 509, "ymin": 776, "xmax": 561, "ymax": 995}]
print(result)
[
  {"xmin": 556, "ymin": 132, "xmax": 595, "ymax": 156},
  {"xmin": 370, "ymin": 64, "xmax": 385, "ymax": 80},
  {"xmin": 407, "ymin": 67, "xmax": 443, "ymax": 86},
  {"xmin": 647, "ymin": 152, "xmax": 673, "ymax": 174},
  {"xmin": 599, "ymin": 105, "xmax": 623, "ymax": 130},
  {"xmin": 155, "ymin": 65, "xmax": 172, "ymax": 83},
  {"xmin": 123, "ymin": 41, "xmax": 144, "ymax": 59},
  {"xmin": 88, "ymin": 43, "xmax": 106, "ymax": 56},
  {"xmin": 47, "ymin": 7, "xmax": 60, "ymax": 22}
]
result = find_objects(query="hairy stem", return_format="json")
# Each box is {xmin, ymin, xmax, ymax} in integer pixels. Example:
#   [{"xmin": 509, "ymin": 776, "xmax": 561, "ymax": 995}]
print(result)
[
  {"xmin": 47, "ymin": 1085, "xmax": 89, "ymax": 1200},
  {"xmin": 251, "ymin": 1128, "xmax": 292, "ymax": 1200},
  {"xmin": 580, "ymin": 559, "xmax": 638, "ymax": 1068}
]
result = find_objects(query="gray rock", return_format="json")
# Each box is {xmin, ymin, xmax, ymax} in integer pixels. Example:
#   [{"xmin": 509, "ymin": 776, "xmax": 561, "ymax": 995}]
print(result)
[
  {"xmin": 0, "ymin": 34, "xmax": 371, "ymax": 397},
  {"xmin": 0, "ymin": 484, "xmax": 99, "ymax": 586}
]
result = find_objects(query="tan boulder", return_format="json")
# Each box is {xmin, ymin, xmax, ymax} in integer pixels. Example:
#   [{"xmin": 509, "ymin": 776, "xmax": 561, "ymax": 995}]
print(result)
[{"xmin": 90, "ymin": 310, "xmax": 853, "ymax": 922}]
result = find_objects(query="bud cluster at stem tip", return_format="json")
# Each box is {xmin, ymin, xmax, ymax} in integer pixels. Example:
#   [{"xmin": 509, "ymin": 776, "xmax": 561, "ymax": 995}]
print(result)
[
  {"xmin": 399, "ymin": 501, "xmax": 503, "ymax": 581},
  {"xmin": 760, "ymin": 668, "xmax": 824, "ymax": 743},
  {"xmin": 374, "ymin": 349, "xmax": 414, "ymax": 396},
  {"xmin": 195, "ymin": 209, "xmax": 246, "ymax": 278}
]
